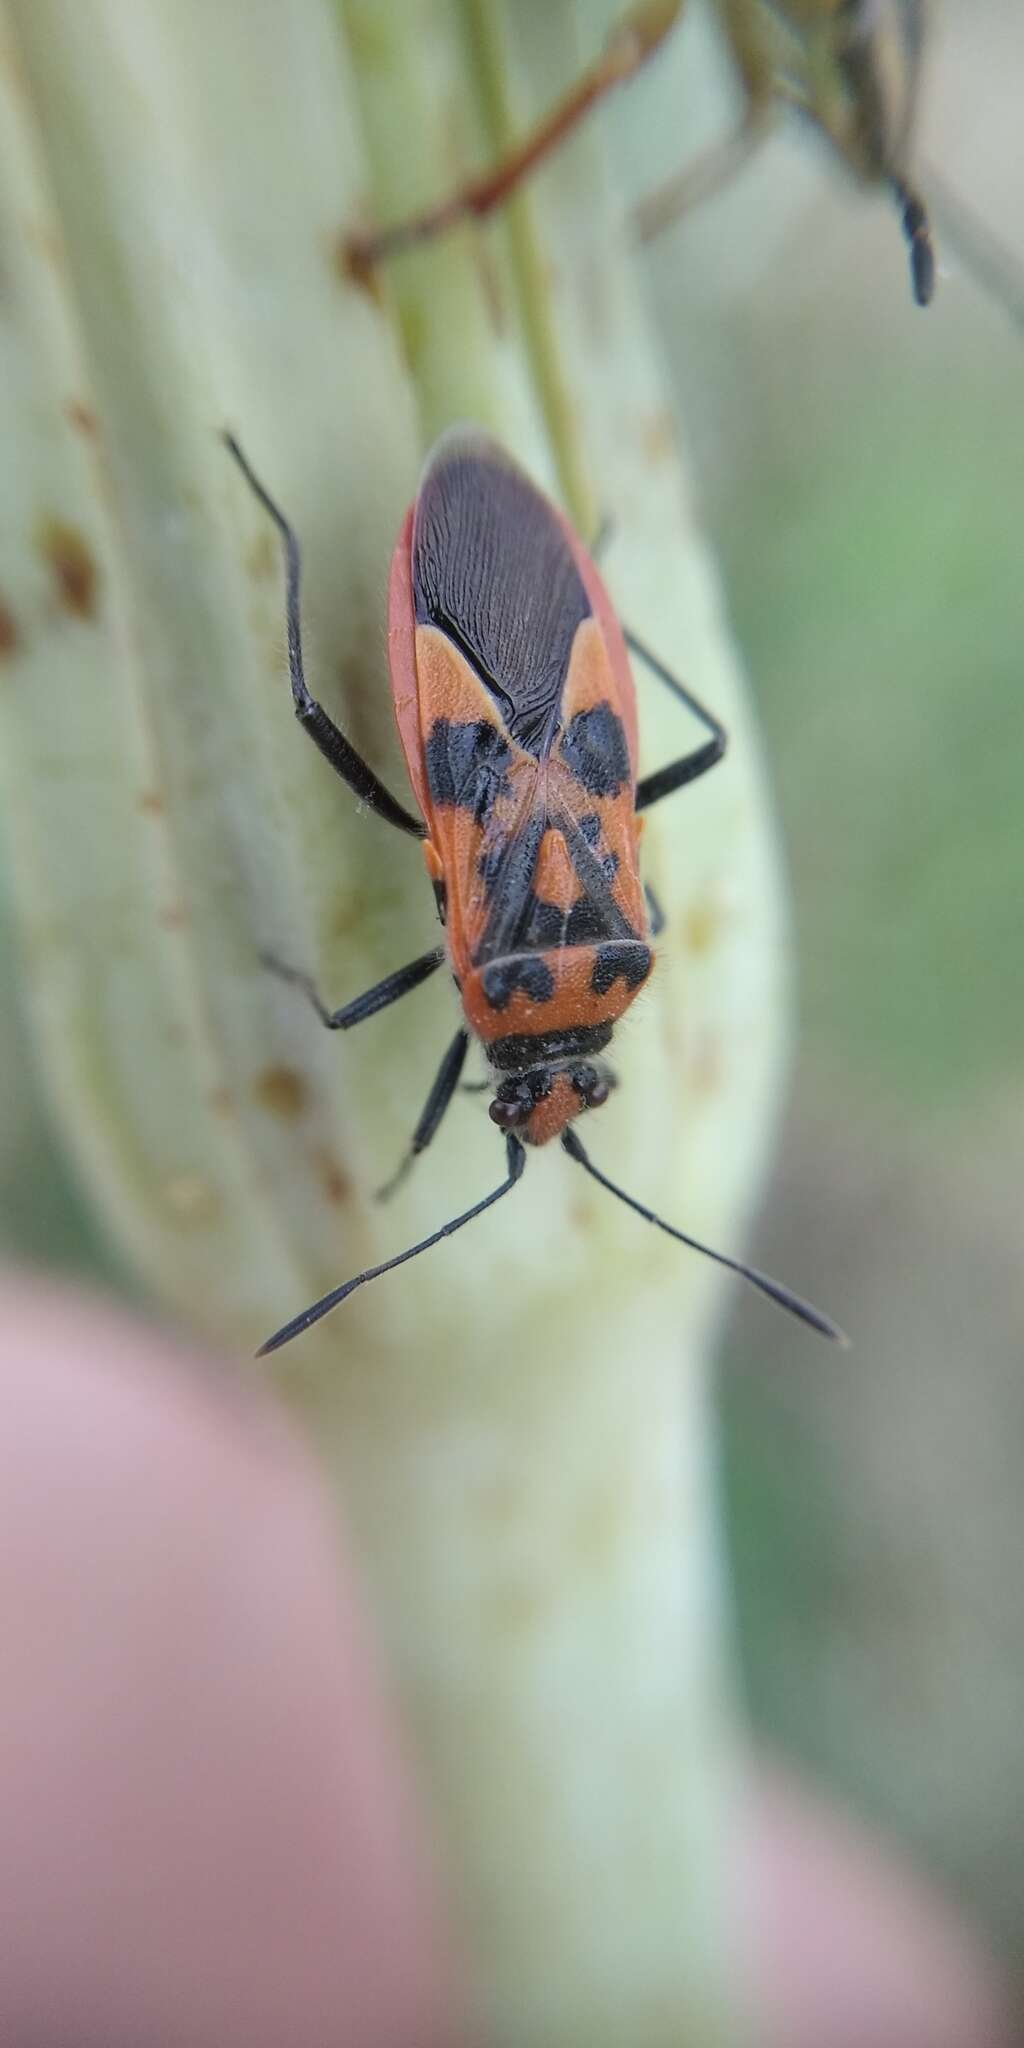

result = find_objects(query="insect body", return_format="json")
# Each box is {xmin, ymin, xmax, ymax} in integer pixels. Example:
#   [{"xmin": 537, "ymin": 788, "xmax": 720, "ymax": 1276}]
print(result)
[
  {"xmin": 389, "ymin": 434, "xmax": 657, "ymax": 1149},
  {"xmin": 226, "ymin": 430, "xmax": 843, "ymax": 1354}
]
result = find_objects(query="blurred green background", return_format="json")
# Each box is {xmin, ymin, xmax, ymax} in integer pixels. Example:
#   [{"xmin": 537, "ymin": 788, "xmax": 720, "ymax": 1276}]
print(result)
[
  {"xmin": 2, "ymin": 0, "xmax": 1021, "ymax": 1973},
  {"xmin": 608, "ymin": 0, "xmax": 1024, "ymax": 1965}
]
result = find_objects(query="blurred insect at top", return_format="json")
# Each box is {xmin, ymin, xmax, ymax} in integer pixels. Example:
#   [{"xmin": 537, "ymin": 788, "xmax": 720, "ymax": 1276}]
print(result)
[
  {"xmin": 346, "ymin": 0, "xmax": 1024, "ymax": 332},
  {"xmin": 635, "ymin": 0, "xmax": 936, "ymax": 305}
]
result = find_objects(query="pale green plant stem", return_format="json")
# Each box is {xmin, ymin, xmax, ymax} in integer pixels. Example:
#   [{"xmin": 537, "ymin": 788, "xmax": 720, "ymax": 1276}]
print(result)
[{"xmin": 0, "ymin": 3, "xmax": 789, "ymax": 2040}]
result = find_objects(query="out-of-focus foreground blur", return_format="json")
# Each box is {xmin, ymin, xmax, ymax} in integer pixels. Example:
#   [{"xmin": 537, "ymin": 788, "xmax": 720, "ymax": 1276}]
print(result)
[{"xmin": 1, "ymin": 0, "xmax": 1021, "ymax": 1978}]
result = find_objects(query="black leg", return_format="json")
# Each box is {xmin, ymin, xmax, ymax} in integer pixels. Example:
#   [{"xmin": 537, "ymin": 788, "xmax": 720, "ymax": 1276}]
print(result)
[
  {"xmin": 377, "ymin": 1027, "xmax": 469, "ymax": 1200},
  {"xmin": 892, "ymin": 179, "xmax": 935, "ymax": 308},
  {"xmin": 263, "ymin": 946, "xmax": 444, "ymax": 1029},
  {"xmin": 644, "ymin": 882, "xmax": 665, "ymax": 936},
  {"xmin": 624, "ymin": 625, "xmax": 727, "ymax": 812},
  {"xmin": 224, "ymin": 433, "xmax": 425, "ymax": 838}
]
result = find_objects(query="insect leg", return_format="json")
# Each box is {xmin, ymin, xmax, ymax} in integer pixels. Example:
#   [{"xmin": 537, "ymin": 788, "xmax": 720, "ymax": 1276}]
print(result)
[
  {"xmin": 224, "ymin": 434, "xmax": 425, "ymax": 837},
  {"xmin": 892, "ymin": 180, "xmax": 936, "ymax": 308},
  {"xmin": 624, "ymin": 627, "xmax": 727, "ymax": 810},
  {"xmin": 632, "ymin": 104, "xmax": 778, "ymax": 244},
  {"xmin": 377, "ymin": 1027, "xmax": 470, "ymax": 1201},
  {"xmin": 262, "ymin": 946, "xmax": 445, "ymax": 1029},
  {"xmin": 345, "ymin": 2, "xmax": 684, "ymax": 278},
  {"xmin": 644, "ymin": 882, "xmax": 665, "ymax": 936}
]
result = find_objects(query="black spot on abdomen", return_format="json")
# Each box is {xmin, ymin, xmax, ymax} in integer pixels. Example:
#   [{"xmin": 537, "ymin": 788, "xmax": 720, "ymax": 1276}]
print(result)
[
  {"xmin": 517, "ymin": 893, "xmax": 614, "ymax": 949},
  {"xmin": 481, "ymin": 955, "xmax": 555, "ymax": 1011},
  {"xmin": 591, "ymin": 941, "xmax": 651, "ymax": 996},
  {"xmin": 425, "ymin": 718, "xmax": 511, "ymax": 824},
  {"xmin": 559, "ymin": 703, "xmax": 631, "ymax": 797}
]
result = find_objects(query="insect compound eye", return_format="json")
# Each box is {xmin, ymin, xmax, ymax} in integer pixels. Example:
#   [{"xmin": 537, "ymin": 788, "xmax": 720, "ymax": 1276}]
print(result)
[
  {"xmin": 489, "ymin": 1097, "xmax": 530, "ymax": 1132},
  {"xmin": 571, "ymin": 1064, "xmax": 611, "ymax": 1111},
  {"xmin": 488, "ymin": 1068, "xmax": 552, "ymax": 1130}
]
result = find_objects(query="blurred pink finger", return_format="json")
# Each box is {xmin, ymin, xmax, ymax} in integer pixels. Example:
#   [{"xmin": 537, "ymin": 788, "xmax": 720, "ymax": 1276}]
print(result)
[
  {"xmin": 0, "ymin": 1277, "xmax": 460, "ymax": 2048},
  {"xmin": 743, "ymin": 1756, "xmax": 1018, "ymax": 2048}
]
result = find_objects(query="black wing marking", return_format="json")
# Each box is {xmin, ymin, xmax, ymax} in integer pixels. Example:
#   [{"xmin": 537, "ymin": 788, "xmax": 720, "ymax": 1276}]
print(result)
[
  {"xmin": 472, "ymin": 797, "xmax": 638, "ymax": 966},
  {"xmin": 413, "ymin": 430, "xmax": 591, "ymax": 758},
  {"xmin": 553, "ymin": 811, "xmax": 639, "ymax": 945},
  {"xmin": 472, "ymin": 801, "xmax": 547, "ymax": 963}
]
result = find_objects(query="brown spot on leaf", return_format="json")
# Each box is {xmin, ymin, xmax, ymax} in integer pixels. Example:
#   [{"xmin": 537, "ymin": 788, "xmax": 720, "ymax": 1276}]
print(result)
[
  {"xmin": 245, "ymin": 528, "xmax": 276, "ymax": 583},
  {"xmin": 209, "ymin": 1085, "xmax": 235, "ymax": 1118},
  {"xmin": 313, "ymin": 1146, "xmax": 351, "ymax": 1205},
  {"xmin": 137, "ymin": 789, "xmax": 164, "ymax": 817},
  {"xmin": 65, "ymin": 398, "xmax": 98, "ymax": 437},
  {"xmin": 330, "ymin": 891, "xmax": 364, "ymax": 941},
  {"xmin": 0, "ymin": 598, "xmax": 18, "ymax": 660},
  {"xmin": 163, "ymin": 1173, "xmax": 221, "ymax": 1225},
  {"xmin": 640, "ymin": 408, "xmax": 675, "ymax": 464},
  {"xmin": 690, "ymin": 1035, "xmax": 724, "ymax": 1097},
  {"xmin": 255, "ymin": 1063, "xmax": 309, "ymax": 1121},
  {"xmin": 35, "ymin": 515, "xmax": 98, "ymax": 619},
  {"xmin": 684, "ymin": 899, "xmax": 721, "ymax": 956},
  {"xmin": 159, "ymin": 903, "xmax": 188, "ymax": 931}
]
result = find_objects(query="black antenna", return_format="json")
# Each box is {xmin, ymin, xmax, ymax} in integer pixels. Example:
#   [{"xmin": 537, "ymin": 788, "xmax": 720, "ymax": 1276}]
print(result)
[
  {"xmin": 256, "ymin": 1135, "xmax": 526, "ymax": 1357},
  {"xmin": 562, "ymin": 1129, "xmax": 848, "ymax": 1346}
]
